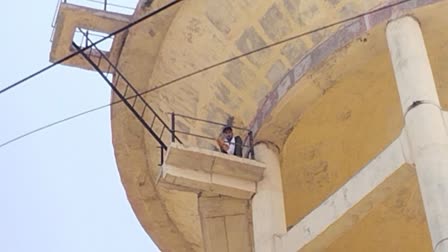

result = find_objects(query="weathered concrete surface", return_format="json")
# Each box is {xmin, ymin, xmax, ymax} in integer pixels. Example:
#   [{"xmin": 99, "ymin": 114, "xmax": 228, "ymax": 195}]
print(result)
[
  {"xmin": 279, "ymin": 20, "xmax": 402, "ymax": 227},
  {"xmin": 276, "ymin": 138, "xmax": 407, "ymax": 251},
  {"xmin": 279, "ymin": 1, "xmax": 448, "ymax": 231},
  {"xmin": 164, "ymin": 143, "xmax": 265, "ymax": 182},
  {"xmin": 50, "ymin": 3, "xmax": 130, "ymax": 71},
  {"xmin": 110, "ymin": 1, "xmax": 201, "ymax": 251},
  {"xmin": 325, "ymin": 166, "xmax": 431, "ymax": 251},
  {"xmin": 161, "ymin": 144, "xmax": 265, "ymax": 199},
  {"xmin": 199, "ymin": 196, "xmax": 253, "ymax": 252},
  {"xmin": 252, "ymin": 0, "xmax": 448, "ymax": 149}
]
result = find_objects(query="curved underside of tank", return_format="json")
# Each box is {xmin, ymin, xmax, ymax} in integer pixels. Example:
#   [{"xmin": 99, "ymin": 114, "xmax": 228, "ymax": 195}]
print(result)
[{"xmin": 111, "ymin": 0, "xmax": 448, "ymax": 251}]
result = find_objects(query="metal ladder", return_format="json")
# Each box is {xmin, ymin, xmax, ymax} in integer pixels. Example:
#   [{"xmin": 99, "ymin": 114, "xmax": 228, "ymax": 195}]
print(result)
[{"xmin": 73, "ymin": 36, "xmax": 181, "ymax": 164}]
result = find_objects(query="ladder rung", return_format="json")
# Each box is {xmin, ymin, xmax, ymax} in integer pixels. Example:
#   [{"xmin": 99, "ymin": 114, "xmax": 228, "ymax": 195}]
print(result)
[
  {"xmin": 150, "ymin": 115, "xmax": 156, "ymax": 128},
  {"xmin": 114, "ymin": 75, "xmax": 121, "ymax": 87},
  {"xmin": 141, "ymin": 105, "xmax": 146, "ymax": 117},
  {"xmin": 123, "ymin": 85, "xmax": 129, "ymax": 97},
  {"xmin": 159, "ymin": 126, "xmax": 165, "ymax": 138},
  {"xmin": 132, "ymin": 96, "xmax": 138, "ymax": 107},
  {"xmin": 97, "ymin": 54, "xmax": 103, "ymax": 67}
]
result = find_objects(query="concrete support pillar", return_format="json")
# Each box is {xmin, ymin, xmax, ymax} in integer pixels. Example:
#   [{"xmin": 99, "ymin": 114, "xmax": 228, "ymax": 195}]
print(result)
[
  {"xmin": 387, "ymin": 16, "xmax": 448, "ymax": 252},
  {"xmin": 198, "ymin": 196, "xmax": 253, "ymax": 252},
  {"xmin": 252, "ymin": 143, "xmax": 287, "ymax": 252}
]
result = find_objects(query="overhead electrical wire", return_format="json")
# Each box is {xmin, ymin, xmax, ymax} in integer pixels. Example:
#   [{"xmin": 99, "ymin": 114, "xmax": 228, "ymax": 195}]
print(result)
[
  {"xmin": 0, "ymin": 0, "xmax": 184, "ymax": 95},
  {"xmin": 0, "ymin": 0, "xmax": 415, "ymax": 149},
  {"xmin": 0, "ymin": 103, "xmax": 113, "ymax": 149}
]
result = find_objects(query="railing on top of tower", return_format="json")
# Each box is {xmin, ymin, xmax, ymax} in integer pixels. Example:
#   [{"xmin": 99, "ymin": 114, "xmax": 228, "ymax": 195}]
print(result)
[
  {"xmin": 50, "ymin": 0, "xmax": 138, "ymax": 42},
  {"xmin": 73, "ymin": 28, "xmax": 255, "ymax": 166}
]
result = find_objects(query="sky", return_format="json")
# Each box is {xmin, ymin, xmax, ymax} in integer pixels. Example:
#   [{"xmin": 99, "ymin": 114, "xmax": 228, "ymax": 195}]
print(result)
[{"xmin": 0, "ymin": 1, "xmax": 160, "ymax": 251}]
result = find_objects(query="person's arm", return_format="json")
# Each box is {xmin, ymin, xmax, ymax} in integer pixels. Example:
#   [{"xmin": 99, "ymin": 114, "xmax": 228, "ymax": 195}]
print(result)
[{"xmin": 217, "ymin": 133, "xmax": 229, "ymax": 152}]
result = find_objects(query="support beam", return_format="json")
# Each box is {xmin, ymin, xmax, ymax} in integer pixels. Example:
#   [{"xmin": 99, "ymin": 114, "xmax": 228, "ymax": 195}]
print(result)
[
  {"xmin": 252, "ymin": 143, "xmax": 287, "ymax": 252},
  {"xmin": 198, "ymin": 196, "xmax": 253, "ymax": 252},
  {"xmin": 275, "ymin": 138, "xmax": 406, "ymax": 252},
  {"xmin": 387, "ymin": 16, "xmax": 448, "ymax": 252}
]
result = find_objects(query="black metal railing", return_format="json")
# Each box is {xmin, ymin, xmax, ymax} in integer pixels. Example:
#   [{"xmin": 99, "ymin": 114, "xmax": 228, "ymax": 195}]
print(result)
[
  {"xmin": 169, "ymin": 113, "xmax": 255, "ymax": 159},
  {"xmin": 50, "ymin": 0, "xmax": 136, "ymax": 42}
]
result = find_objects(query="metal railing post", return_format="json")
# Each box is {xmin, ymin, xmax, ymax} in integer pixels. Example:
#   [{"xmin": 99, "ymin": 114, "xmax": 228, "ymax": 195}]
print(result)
[
  {"xmin": 158, "ymin": 146, "xmax": 164, "ymax": 166},
  {"xmin": 104, "ymin": 0, "xmax": 108, "ymax": 11},
  {"xmin": 249, "ymin": 131, "xmax": 255, "ymax": 160},
  {"xmin": 85, "ymin": 30, "xmax": 89, "ymax": 48},
  {"xmin": 171, "ymin": 112, "xmax": 176, "ymax": 143}
]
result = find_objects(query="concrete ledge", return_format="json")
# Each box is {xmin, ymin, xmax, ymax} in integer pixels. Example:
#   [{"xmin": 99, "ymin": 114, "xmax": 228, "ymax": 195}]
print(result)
[
  {"xmin": 165, "ymin": 143, "xmax": 266, "ymax": 181},
  {"xmin": 276, "ymin": 137, "xmax": 407, "ymax": 252},
  {"xmin": 160, "ymin": 143, "xmax": 266, "ymax": 199},
  {"xmin": 50, "ymin": 3, "xmax": 130, "ymax": 71}
]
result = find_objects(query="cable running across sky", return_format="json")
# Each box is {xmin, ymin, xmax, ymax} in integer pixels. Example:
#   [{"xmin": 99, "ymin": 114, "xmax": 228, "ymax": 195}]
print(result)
[
  {"xmin": 0, "ymin": 0, "xmax": 184, "ymax": 95},
  {"xmin": 0, "ymin": 0, "xmax": 416, "ymax": 149}
]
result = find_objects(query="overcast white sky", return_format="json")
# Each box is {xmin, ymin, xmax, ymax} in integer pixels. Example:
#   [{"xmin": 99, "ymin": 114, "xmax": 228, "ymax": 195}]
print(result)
[{"xmin": 0, "ymin": 1, "xmax": 160, "ymax": 251}]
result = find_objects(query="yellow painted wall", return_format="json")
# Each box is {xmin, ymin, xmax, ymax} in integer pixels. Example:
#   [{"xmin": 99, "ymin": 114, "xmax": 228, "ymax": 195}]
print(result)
[
  {"xmin": 106, "ymin": 0, "xmax": 448, "ymax": 251},
  {"xmin": 327, "ymin": 176, "xmax": 431, "ymax": 251},
  {"xmin": 280, "ymin": 1, "xmax": 448, "ymax": 229}
]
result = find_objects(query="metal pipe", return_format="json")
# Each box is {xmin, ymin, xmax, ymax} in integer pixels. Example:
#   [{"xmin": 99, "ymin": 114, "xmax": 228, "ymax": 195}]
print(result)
[
  {"xmin": 171, "ymin": 113, "xmax": 176, "ymax": 143},
  {"xmin": 159, "ymin": 146, "xmax": 164, "ymax": 166},
  {"xmin": 249, "ymin": 131, "xmax": 255, "ymax": 159},
  {"xmin": 85, "ymin": 30, "xmax": 89, "ymax": 48}
]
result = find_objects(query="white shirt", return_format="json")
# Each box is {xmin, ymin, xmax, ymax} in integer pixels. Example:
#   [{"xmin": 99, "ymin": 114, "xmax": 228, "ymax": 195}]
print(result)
[{"xmin": 224, "ymin": 137, "xmax": 235, "ymax": 154}]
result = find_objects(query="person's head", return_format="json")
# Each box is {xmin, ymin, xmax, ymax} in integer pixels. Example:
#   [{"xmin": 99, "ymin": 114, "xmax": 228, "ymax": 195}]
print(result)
[{"xmin": 222, "ymin": 126, "xmax": 233, "ymax": 140}]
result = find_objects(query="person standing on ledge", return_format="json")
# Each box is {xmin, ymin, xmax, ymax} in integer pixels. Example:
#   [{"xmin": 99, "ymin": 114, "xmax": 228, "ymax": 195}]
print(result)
[{"xmin": 217, "ymin": 126, "xmax": 243, "ymax": 157}]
